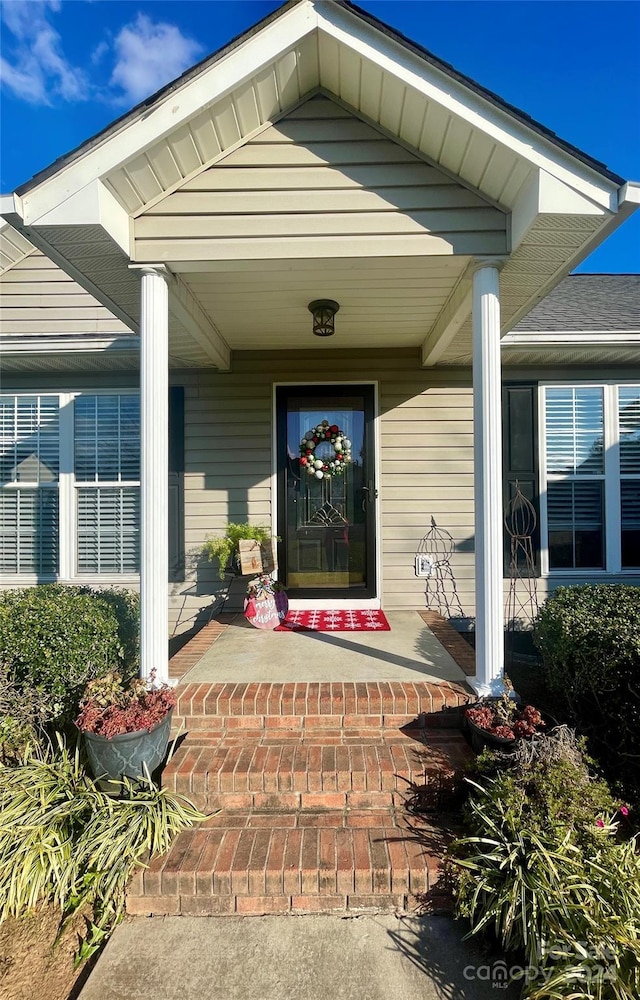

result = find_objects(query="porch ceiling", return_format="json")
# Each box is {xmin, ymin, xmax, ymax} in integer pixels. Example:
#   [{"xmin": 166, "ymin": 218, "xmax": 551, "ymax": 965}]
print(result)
[
  {"xmin": 182, "ymin": 256, "xmax": 466, "ymax": 352},
  {"xmin": 3, "ymin": 0, "xmax": 636, "ymax": 369}
]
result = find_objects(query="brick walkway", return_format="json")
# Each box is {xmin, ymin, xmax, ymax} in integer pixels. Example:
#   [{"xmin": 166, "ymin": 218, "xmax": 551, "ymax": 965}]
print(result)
[
  {"xmin": 127, "ymin": 615, "xmax": 475, "ymax": 917},
  {"xmin": 169, "ymin": 613, "xmax": 237, "ymax": 681}
]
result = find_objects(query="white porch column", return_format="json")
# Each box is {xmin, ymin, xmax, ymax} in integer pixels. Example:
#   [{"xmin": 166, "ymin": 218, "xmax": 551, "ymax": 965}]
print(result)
[
  {"xmin": 138, "ymin": 266, "xmax": 169, "ymax": 684},
  {"xmin": 471, "ymin": 262, "xmax": 507, "ymax": 697}
]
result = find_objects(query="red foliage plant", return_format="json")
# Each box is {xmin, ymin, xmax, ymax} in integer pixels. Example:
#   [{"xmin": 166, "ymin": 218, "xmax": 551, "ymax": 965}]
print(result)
[
  {"xmin": 465, "ymin": 699, "xmax": 545, "ymax": 742},
  {"xmin": 75, "ymin": 670, "xmax": 176, "ymax": 738}
]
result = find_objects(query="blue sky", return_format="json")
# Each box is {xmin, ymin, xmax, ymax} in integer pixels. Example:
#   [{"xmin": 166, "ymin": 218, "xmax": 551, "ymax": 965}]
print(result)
[{"xmin": 1, "ymin": 0, "xmax": 638, "ymax": 272}]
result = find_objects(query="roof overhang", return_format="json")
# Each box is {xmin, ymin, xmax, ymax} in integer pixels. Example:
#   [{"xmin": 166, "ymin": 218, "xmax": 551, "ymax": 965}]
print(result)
[
  {"xmin": 2, "ymin": 0, "xmax": 637, "ymax": 367},
  {"xmin": 500, "ymin": 326, "xmax": 640, "ymax": 367}
]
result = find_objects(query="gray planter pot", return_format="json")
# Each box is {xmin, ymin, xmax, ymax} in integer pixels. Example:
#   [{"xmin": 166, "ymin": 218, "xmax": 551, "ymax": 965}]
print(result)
[
  {"xmin": 466, "ymin": 714, "xmax": 518, "ymax": 754},
  {"xmin": 82, "ymin": 709, "xmax": 173, "ymax": 782},
  {"xmin": 465, "ymin": 705, "xmax": 557, "ymax": 754}
]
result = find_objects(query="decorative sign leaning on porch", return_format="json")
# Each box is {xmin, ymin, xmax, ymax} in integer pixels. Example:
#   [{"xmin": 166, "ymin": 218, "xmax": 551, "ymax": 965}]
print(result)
[
  {"xmin": 237, "ymin": 539, "xmax": 277, "ymax": 576},
  {"xmin": 244, "ymin": 575, "xmax": 288, "ymax": 630}
]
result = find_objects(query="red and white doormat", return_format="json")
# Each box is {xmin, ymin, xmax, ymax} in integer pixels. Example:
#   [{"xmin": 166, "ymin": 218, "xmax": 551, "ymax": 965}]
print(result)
[{"xmin": 276, "ymin": 609, "xmax": 390, "ymax": 632}]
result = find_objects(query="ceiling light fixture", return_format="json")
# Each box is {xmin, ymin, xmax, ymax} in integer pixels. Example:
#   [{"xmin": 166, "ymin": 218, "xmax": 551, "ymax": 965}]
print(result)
[{"xmin": 308, "ymin": 299, "xmax": 340, "ymax": 337}]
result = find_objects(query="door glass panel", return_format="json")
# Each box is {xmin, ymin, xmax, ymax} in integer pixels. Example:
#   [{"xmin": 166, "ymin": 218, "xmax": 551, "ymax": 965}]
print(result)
[{"xmin": 280, "ymin": 389, "xmax": 371, "ymax": 594}]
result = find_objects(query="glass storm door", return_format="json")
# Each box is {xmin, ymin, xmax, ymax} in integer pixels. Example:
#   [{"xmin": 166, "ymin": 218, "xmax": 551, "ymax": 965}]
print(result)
[{"xmin": 276, "ymin": 385, "xmax": 377, "ymax": 599}]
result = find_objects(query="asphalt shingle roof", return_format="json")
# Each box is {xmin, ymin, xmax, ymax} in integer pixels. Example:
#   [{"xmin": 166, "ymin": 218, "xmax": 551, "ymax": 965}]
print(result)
[{"xmin": 513, "ymin": 274, "xmax": 640, "ymax": 332}]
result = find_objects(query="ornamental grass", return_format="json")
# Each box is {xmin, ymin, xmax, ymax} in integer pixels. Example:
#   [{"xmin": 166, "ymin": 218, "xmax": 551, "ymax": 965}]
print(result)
[
  {"xmin": 0, "ymin": 737, "xmax": 205, "ymax": 962},
  {"xmin": 451, "ymin": 729, "xmax": 640, "ymax": 999}
]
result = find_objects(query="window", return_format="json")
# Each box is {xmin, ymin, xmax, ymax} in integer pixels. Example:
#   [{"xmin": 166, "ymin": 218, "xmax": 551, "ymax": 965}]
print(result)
[
  {"xmin": 0, "ymin": 392, "xmax": 140, "ymax": 579},
  {"xmin": 0, "ymin": 395, "xmax": 59, "ymax": 575},
  {"xmin": 619, "ymin": 387, "xmax": 640, "ymax": 567},
  {"xmin": 74, "ymin": 395, "xmax": 140, "ymax": 574},
  {"xmin": 541, "ymin": 383, "xmax": 640, "ymax": 573}
]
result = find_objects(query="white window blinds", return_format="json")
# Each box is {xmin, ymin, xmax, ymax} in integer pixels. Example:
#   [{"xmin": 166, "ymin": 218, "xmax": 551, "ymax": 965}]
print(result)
[
  {"xmin": 74, "ymin": 395, "xmax": 140, "ymax": 575},
  {"xmin": 544, "ymin": 387, "xmax": 605, "ymax": 569},
  {"xmin": 619, "ymin": 387, "xmax": 640, "ymax": 568},
  {"xmin": 542, "ymin": 383, "xmax": 640, "ymax": 573},
  {"xmin": 545, "ymin": 387, "xmax": 604, "ymax": 476},
  {"xmin": 0, "ymin": 395, "xmax": 59, "ymax": 575},
  {"xmin": 77, "ymin": 487, "xmax": 140, "ymax": 574}
]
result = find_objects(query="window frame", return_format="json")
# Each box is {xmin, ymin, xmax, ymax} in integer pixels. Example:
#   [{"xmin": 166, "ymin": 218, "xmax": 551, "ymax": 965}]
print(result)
[
  {"xmin": 72, "ymin": 392, "xmax": 141, "ymax": 577},
  {"xmin": 538, "ymin": 380, "xmax": 640, "ymax": 576},
  {"xmin": 1, "ymin": 389, "xmax": 140, "ymax": 585},
  {"xmin": 0, "ymin": 392, "xmax": 61, "ymax": 577}
]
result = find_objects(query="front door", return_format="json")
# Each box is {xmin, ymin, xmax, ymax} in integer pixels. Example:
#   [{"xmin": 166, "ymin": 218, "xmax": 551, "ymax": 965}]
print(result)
[{"xmin": 276, "ymin": 385, "xmax": 377, "ymax": 600}]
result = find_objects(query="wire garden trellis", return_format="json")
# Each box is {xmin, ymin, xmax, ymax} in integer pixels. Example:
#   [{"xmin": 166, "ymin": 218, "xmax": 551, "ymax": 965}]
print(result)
[
  {"xmin": 415, "ymin": 516, "xmax": 464, "ymax": 619},
  {"xmin": 417, "ymin": 487, "xmax": 538, "ymax": 651},
  {"xmin": 504, "ymin": 482, "xmax": 539, "ymax": 667}
]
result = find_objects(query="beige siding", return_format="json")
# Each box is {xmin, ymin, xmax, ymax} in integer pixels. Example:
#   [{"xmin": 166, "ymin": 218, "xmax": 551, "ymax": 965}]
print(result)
[
  {"xmin": 0, "ymin": 251, "xmax": 129, "ymax": 337},
  {"xmin": 175, "ymin": 356, "xmax": 640, "ymax": 634},
  {"xmin": 134, "ymin": 96, "xmax": 507, "ymax": 262},
  {"xmin": 3, "ymin": 360, "xmax": 637, "ymax": 638}
]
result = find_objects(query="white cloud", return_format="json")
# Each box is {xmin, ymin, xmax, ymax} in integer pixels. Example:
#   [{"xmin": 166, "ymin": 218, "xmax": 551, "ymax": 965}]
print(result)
[
  {"xmin": 1, "ymin": 0, "xmax": 60, "ymax": 40},
  {"xmin": 0, "ymin": 4, "xmax": 203, "ymax": 109},
  {"xmin": 0, "ymin": 0, "xmax": 88, "ymax": 105},
  {"xmin": 110, "ymin": 13, "xmax": 203, "ymax": 105},
  {"xmin": 91, "ymin": 40, "xmax": 110, "ymax": 68}
]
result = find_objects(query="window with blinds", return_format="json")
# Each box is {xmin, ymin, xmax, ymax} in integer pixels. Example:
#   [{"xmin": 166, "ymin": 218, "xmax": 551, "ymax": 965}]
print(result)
[
  {"xmin": 0, "ymin": 395, "xmax": 59, "ymax": 575},
  {"xmin": 544, "ymin": 387, "xmax": 605, "ymax": 569},
  {"xmin": 74, "ymin": 395, "xmax": 140, "ymax": 574},
  {"xmin": 619, "ymin": 386, "xmax": 640, "ymax": 568},
  {"xmin": 542, "ymin": 383, "xmax": 640, "ymax": 573}
]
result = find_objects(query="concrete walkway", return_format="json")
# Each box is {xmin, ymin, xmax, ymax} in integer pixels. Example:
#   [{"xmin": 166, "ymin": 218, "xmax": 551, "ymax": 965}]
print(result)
[{"xmin": 80, "ymin": 913, "xmax": 518, "ymax": 999}]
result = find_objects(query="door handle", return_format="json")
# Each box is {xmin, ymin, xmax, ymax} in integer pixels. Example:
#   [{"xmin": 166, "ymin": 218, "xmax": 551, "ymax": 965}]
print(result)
[{"xmin": 361, "ymin": 484, "xmax": 379, "ymax": 511}]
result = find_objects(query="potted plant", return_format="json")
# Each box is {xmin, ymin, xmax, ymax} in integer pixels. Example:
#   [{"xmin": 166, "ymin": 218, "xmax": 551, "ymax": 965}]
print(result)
[
  {"xmin": 202, "ymin": 523, "xmax": 276, "ymax": 580},
  {"xmin": 464, "ymin": 695, "xmax": 549, "ymax": 753},
  {"xmin": 75, "ymin": 670, "xmax": 176, "ymax": 782}
]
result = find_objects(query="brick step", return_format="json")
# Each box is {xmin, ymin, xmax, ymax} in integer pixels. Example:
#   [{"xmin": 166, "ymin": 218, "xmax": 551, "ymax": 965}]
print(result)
[
  {"xmin": 173, "ymin": 714, "xmax": 425, "ymax": 734},
  {"xmin": 172, "ymin": 713, "xmax": 468, "ymax": 735},
  {"xmin": 133, "ymin": 682, "xmax": 473, "ymax": 919},
  {"xmin": 164, "ymin": 732, "xmax": 469, "ymax": 813},
  {"xmin": 126, "ymin": 813, "xmax": 452, "ymax": 917},
  {"xmin": 174, "ymin": 681, "xmax": 471, "ymax": 720}
]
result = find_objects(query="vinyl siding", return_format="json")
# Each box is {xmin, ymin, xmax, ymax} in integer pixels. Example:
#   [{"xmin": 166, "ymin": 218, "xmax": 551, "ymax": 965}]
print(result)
[
  {"xmin": 2, "ymin": 361, "xmax": 637, "ymax": 640},
  {"xmin": 134, "ymin": 96, "xmax": 508, "ymax": 263},
  {"xmin": 174, "ymin": 356, "xmax": 639, "ymax": 635},
  {"xmin": 0, "ymin": 251, "xmax": 130, "ymax": 337}
]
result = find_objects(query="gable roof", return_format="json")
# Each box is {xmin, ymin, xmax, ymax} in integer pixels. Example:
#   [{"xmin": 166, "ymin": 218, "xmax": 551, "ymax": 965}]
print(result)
[
  {"xmin": 14, "ymin": 0, "xmax": 623, "ymax": 197},
  {"xmin": 2, "ymin": 0, "xmax": 637, "ymax": 369}
]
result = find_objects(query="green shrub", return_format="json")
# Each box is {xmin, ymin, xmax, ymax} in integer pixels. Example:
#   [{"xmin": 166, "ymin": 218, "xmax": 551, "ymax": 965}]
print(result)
[
  {"xmin": 0, "ymin": 668, "xmax": 50, "ymax": 764},
  {"xmin": 0, "ymin": 585, "xmax": 139, "ymax": 728},
  {"xmin": 533, "ymin": 584, "xmax": 640, "ymax": 801},
  {"xmin": 0, "ymin": 738, "xmax": 205, "ymax": 960},
  {"xmin": 453, "ymin": 730, "xmax": 640, "ymax": 998}
]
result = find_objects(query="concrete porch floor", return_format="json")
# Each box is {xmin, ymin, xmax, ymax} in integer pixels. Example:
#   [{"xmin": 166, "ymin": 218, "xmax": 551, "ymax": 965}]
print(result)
[{"xmin": 175, "ymin": 611, "xmax": 473, "ymax": 686}]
